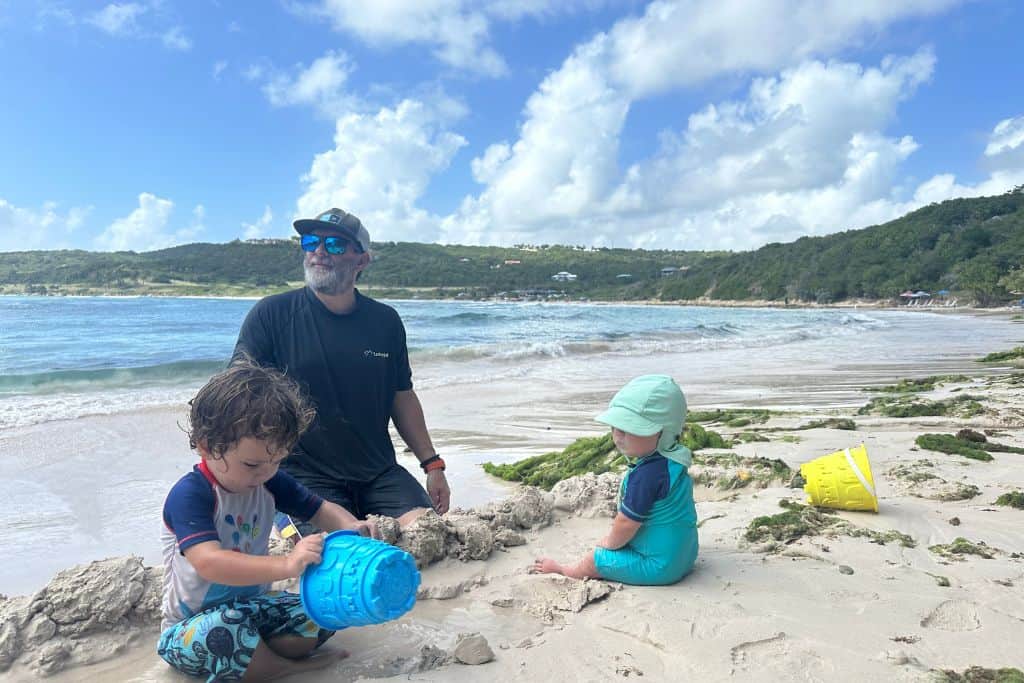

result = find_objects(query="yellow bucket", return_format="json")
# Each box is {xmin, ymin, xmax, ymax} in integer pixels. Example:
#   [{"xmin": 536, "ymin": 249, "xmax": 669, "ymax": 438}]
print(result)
[{"xmin": 800, "ymin": 443, "xmax": 878, "ymax": 512}]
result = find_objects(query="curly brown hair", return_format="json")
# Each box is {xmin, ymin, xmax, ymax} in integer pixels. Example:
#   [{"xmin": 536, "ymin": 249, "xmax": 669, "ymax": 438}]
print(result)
[{"xmin": 187, "ymin": 358, "xmax": 315, "ymax": 460}]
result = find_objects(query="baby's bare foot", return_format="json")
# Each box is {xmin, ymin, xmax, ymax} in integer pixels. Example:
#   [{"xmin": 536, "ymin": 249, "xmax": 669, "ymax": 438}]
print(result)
[{"xmin": 531, "ymin": 557, "xmax": 564, "ymax": 575}]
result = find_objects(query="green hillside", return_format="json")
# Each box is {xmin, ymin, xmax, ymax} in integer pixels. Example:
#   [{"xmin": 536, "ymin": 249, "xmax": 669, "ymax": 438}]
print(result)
[{"xmin": 2, "ymin": 188, "xmax": 1022, "ymax": 304}]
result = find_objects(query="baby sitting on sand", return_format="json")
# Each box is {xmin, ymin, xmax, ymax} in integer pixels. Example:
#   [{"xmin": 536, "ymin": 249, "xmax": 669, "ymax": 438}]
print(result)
[{"xmin": 532, "ymin": 375, "xmax": 699, "ymax": 584}]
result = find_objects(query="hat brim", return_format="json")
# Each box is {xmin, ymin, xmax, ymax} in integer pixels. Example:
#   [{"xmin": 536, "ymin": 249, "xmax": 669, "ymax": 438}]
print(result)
[
  {"xmin": 595, "ymin": 405, "xmax": 662, "ymax": 436},
  {"xmin": 293, "ymin": 218, "xmax": 359, "ymax": 240}
]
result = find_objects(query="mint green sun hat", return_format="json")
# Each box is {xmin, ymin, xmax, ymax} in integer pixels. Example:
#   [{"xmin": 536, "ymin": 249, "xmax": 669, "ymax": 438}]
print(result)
[{"xmin": 595, "ymin": 374, "xmax": 691, "ymax": 467}]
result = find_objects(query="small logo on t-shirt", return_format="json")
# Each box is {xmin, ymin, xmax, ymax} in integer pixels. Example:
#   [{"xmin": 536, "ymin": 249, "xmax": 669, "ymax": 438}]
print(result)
[{"xmin": 364, "ymin": 349, "xmax": 389, "ymax": 359}]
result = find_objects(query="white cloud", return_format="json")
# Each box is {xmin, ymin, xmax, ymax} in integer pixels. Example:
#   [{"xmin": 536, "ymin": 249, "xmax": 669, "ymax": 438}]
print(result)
[
  {"xmin": 437, "ymin": 0, "xmax": 983, "ymax": 249},
  {"xmin": 161, "ymin": 26, "xmax": 191, "ymax": 51},
  {"xmin": 296, "ymin": 99, "xmax": 467, "ymax": 243},
  {"xmin": 984, "ymin": 115, "xmax": 1024, "ymax": 171},
  {"xmin": 93, "ymin": 193, "xmax": 204, "ymax": 252},
  {"xmin": 299, "ymin": 0, "xmax": 605, "ymax": 76},
  {"xmin": 227, "ymin": 20, "xmax": 241, "ymax": 33},
  {"xmin": 0, "ymin": 199, "xmax": 91, "ymax": 252},
  {"xmin": 86, "ymin": 2, "xmax": 145, "ymax": 36},
  {"xmin": 241, "ymin": 206, "xmax": 274, "ymax": 240},
  {"xmin": 212, "ymin": 60, "xmax": 228, "ymax": 80},
  {"xmin": 262, "ymin": 51, "xmax": 354, "ymax": 116}
]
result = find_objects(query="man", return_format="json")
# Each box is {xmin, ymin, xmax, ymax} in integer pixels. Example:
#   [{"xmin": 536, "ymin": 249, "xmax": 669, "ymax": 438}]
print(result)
[{"xmin": 233, "ymin": 208, "xmax": 450, "ymax": 527}]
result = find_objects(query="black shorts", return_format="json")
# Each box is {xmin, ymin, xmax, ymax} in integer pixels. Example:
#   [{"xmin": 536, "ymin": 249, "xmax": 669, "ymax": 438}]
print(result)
[{"xmin": 295, "ymin": 463, "xmax": 432, "ymax": 531}]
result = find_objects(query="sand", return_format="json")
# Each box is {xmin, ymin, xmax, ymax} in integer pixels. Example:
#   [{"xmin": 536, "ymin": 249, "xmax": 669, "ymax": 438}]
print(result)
[{"xmin": 2, "ymin": 369, "xmax": 1023, "ymax": 682}]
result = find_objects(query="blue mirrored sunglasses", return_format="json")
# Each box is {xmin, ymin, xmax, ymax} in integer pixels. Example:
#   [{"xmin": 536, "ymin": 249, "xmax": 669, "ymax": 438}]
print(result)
[{"xmin": 300, "ymin": 234, "xmax": 359, "ymax": 255}]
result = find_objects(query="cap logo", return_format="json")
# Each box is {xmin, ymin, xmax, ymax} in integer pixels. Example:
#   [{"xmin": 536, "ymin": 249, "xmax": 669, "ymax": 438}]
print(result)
[{"xmin": 321, "ymin": 212, "xmax": 341, "ymax": 223}]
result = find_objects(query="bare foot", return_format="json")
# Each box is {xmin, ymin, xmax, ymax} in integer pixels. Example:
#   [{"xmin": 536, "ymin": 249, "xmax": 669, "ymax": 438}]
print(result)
[{"xmin": 531, "ymin": 557, "xmax": 566, "ymax": 575}]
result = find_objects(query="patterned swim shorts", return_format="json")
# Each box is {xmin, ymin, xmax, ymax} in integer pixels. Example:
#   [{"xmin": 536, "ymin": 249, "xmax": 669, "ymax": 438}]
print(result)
[{"xmin": 157, "ymin": 591, "xmax": 333, "ymax": 682}]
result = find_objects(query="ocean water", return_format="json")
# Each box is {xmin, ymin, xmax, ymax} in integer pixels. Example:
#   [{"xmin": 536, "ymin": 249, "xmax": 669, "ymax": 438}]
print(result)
[{"xmin": 0, "ymin": 295, "xmax": 1020, "ymax": 429}]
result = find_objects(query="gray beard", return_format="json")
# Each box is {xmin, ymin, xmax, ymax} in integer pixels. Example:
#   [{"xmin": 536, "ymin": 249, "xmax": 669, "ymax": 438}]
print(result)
[{"xmin": 304, "ymin": 263, "xmax": 348, "ymax": 295}]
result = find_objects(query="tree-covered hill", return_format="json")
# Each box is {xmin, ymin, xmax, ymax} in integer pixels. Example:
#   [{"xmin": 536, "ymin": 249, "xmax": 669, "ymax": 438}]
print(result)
[{"xmin": 2, "ymin": 188, "xmax": 1022, "ymax": 304}]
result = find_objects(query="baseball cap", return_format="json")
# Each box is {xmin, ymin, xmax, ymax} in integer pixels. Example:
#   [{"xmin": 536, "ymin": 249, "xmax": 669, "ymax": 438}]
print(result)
[
  {"xmin": 595, "ymin": 375, "xmax": 686, "ymax": 439},
  {"xmin": 293, "ymin": 208, "xmax": 371, "ymax": 254}
]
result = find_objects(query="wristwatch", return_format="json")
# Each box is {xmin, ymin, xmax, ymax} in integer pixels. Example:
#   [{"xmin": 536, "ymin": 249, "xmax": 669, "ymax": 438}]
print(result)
[{"xmin": 419, "ymin": 454, "xmax": 446, "ymax": 473}]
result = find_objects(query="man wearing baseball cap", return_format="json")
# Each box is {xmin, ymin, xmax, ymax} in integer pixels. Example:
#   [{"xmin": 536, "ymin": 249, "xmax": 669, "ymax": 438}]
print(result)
[{"xmin": 233, "ymin": 208, "xmax": 450, "ymax": 529}]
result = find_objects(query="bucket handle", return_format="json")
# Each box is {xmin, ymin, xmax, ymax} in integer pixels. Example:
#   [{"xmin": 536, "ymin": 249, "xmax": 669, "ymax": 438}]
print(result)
[{"xmin": 842, "ymin": 447, "xmax": 875, "ymax": 499}]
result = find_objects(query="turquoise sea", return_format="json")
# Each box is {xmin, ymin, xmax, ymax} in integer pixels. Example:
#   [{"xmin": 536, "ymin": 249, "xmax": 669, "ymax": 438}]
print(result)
[{"xmin": 1, "ymin": 295, "xmax": 1020, "ymax": 429}]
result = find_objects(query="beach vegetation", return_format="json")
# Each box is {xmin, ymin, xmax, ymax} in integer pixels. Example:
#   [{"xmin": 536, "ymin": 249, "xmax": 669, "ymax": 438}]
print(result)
[
  {"xmin": 933, "ymin": 667, "xmax": 1024, "ymax": 683},
  {"xmin": 858, "ymin": 394, "xmax": 986, "ymax": 418},
  {"xmin": 979, "ymin": 347, "xmax": 1024, "ymax": 363},
  {"xmin": 929, "ymin": 537, "xmax": 997, "ymax": 560},
  {"xmin": 995, "ymin": 491, "xmax": 1024, "ymax": 509},
  {"xmin": 779, "ymin": 435, "xmax": 802, "ymax": 443},
  {"xmin": 867, "ymin": 375, "xmax": 971, "ymax": 393},
  {"xmin": 482, "ymin": 422, "xmax": 733, "ymax": 489}
]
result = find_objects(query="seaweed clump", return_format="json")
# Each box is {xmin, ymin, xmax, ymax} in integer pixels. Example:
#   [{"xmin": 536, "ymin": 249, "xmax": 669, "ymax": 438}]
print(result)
[
  {"xmin": 932, "ymin": 667, "xmax": 1024, "ymax": 683},
  {"xmin": 858, "ymin": 394, "xmax": 986, "ymax": 418},
  {"xmin": 979, "ymin": 347, "xmax": 1024, "ymax": 363},
  {"xmin": 929, "ymin": 537, "xmax": 998, "ymax": 561},
  {"xmin": 482, "ymin": 422, "xmax": 733, "ymax": 490},
  {"xmin": 743, "ymin": 500, "xmax": 916, "ymax": 549},
  {"xmin": 867, "ymin": 375, "xmax": 970, "ymax": 393},
  {"xmin": 995, "ymin": 491, "xmax": 1024, "ymax": 509},
  {"xmin": 916, "ymin": 432, "xmax": 1024, "ymax": 462}
]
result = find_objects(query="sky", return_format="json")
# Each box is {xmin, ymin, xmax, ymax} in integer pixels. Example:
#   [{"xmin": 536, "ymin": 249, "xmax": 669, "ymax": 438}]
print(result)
[{"xmin": 1, "ymin": 0, "xmax": 1023, "ymax": 253}]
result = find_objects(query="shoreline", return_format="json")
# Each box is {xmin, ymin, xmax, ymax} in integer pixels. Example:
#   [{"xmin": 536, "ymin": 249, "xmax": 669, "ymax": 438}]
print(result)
[{"xmin": 2, "ymin": 290, "xmax": 1023, "ymax": 316}]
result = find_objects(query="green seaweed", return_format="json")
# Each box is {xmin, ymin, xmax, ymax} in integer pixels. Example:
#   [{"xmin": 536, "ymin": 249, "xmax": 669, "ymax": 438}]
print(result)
[
  {"xmin": 933, "ymin": 667, "xmax": 1024, "ymax": 682},
  {"xmin": 915, "ymin": 434, "xmax": 992, "ymax": 461},
  {"xmin": 681, "ymin": 423, "xmax": 733, "ymax": 450},
  {"xmin": 858, "ymin": 394, "xmax": 986, "ymax": 418},
  {"xmin": 979, "ymin": 347, "xmax": 1024, "ymax": 363},
  {"xmin": 995, "ymin": 491, "xmax": 1024, "ymax": 509},
  {"xmin": 867, "ymin": 375, "xmax": 971, "ymax": 393},
  {"xmin": 913, "ymin": 432, "xmax": 1024, "ymax": 461},
  {"xmin": 795, "ymin": 417, "xmax": 857, "ymax": 431},
  {"xmin": 735, "ymin": 431, "xmax": 770, "ymax": 443},
  {"xmin": 845, "ymin": 527, "xmax": 917, "ymax": 548},
  {"xmin": 482, "ymin": 422, "xmax": 733, "ymax": 489},
  {"xmin": 481, "ymin": 433, "xmax": 622, "ymax": 490},
  {"xmin": 929, "ymin": 537, "xmax": 997, "ymax": 560},
  {"xmin": 687, "ymin": 409, "xmax": 772, "ymax": 425}
]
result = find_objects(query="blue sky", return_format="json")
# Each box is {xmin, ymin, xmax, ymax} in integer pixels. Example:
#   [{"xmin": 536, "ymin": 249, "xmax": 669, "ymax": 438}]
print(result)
[{"xmin": 1, "ymin": 0, "xmax": 1023, "ymax": 253}]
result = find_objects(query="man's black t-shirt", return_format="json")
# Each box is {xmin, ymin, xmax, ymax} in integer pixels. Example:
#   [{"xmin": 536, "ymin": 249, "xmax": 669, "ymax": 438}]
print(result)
[{"xmin": 234, "ymin": 287, "xmax": 413, "ymax": 484}]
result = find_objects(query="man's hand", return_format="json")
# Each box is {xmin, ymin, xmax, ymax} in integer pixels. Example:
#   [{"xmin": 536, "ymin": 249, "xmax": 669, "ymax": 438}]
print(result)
[
  {"xmin": 426, "ymin": 470, "xmax": 450, "ymax": 514},
  {"xmin": 345, "ymin": 519, "xmax": 381, "ymax": 540}
]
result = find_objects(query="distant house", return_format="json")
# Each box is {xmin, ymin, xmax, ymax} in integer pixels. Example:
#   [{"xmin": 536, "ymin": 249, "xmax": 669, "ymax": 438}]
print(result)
[
  {"xmin": 616, "ymin": 273, "xmax": 633, "ymax": 280},
  {"xmin": 551, "ymin": 271, "xmax": 577, "ymax": 282},
  {"xmin": 660, "ymin": 267, "xmax": 678, "ymax": 277},
  {"xmin": 504, "ymin": 259, "xmax": 521, "ymax": 265},
  {"xmin": 459, "ymin": 257, "xmax": 471, "ymax": 262}
]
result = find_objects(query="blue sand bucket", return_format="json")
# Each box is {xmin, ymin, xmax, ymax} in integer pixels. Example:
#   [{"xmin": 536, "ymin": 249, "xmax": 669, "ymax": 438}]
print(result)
[{"xmin": 300, "ymin": 530, "xmax": 420, "ymax": 630}]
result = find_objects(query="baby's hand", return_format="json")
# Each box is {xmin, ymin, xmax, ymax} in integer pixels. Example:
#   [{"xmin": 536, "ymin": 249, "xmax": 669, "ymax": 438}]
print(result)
[{"xmin": 287, "ymin": 532, "xmax": 325, "ymax": 577}]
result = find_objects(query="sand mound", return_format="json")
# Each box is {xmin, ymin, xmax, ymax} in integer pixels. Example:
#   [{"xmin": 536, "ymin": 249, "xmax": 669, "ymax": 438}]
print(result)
[{"xmin": 0, "ymin": 557, "xmax": 161, "ymax": 678}]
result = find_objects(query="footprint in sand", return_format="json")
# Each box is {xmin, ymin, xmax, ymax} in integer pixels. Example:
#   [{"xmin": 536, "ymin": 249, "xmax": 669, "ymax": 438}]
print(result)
[
  {"xmin": 729, "ymin": 632, "xmax": 829, "ymax": 677},
  {"xmin": 920, "ymin": 599, "xmax": 981, "ymax": 631}
]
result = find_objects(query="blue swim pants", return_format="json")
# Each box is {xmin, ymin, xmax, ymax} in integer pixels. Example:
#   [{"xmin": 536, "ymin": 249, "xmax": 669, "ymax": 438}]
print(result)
[
  {"xmin": 593, "ymin": 533, "xmax": 698, "ymax": 585},
  {"xmin": 157, "ymin": 591, "xmax": 333, "ymax": 682}
]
